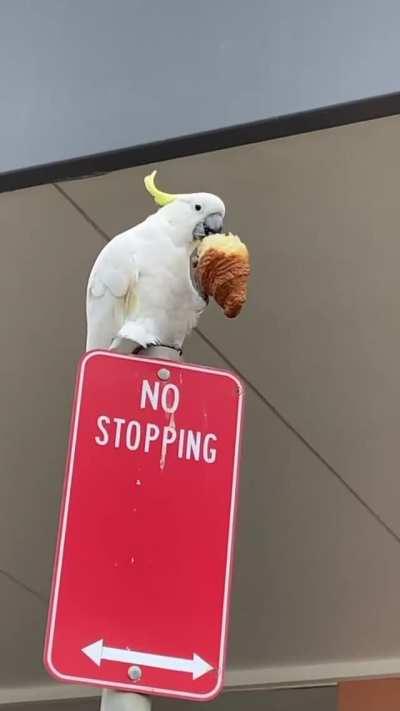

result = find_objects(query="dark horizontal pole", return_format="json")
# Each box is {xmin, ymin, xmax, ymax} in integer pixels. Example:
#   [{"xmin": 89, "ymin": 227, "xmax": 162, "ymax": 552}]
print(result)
[{"xmin": 1, "ymin": 91, "xmax": 400, "ymax": 194}]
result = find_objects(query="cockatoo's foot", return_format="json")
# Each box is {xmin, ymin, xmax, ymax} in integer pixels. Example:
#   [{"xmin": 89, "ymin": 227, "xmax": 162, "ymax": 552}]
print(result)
[{"xmin": 117, "ymin": 322, "xmax": 160, "ymax": 349}]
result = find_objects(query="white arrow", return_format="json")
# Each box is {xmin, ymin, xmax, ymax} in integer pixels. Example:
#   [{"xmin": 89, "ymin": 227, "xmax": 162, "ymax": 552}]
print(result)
[{"xmin": 82, "ymin": 639, "xmax": 213, "ymax": 680}]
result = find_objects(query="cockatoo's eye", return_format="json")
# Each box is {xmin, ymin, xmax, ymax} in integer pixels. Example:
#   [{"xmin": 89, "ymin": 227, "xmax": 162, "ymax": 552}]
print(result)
[{"xmin": 194, "ymin": 204, "xmax": 202, "ymax": 212}]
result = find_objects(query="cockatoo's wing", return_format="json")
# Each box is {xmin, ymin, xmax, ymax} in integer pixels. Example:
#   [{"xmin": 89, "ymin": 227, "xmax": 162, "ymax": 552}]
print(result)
[{"xmin": 86, "ymin": 260, "xmax": 137, "ymax": 351}]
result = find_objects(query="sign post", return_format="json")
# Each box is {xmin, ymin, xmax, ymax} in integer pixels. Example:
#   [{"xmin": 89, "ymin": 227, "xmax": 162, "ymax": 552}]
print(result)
[
  {"xmin": 101, "ymin": 688, "xmax": 151, "ymax": 711},
  {"xmin": 45, "ymin": 347, "xmax": 243, "ymax": 706}
]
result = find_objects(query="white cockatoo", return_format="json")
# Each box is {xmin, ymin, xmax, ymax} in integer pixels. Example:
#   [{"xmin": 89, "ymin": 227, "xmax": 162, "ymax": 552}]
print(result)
[{"xmin": 86, "ymin": 171, "xmax": 225, "ymax": 353}]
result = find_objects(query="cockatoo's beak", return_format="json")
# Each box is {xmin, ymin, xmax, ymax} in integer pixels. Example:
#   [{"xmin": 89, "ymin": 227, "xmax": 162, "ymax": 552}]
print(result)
[{"xmin": 193, "ymin": 213, "xmax": 224, "ymax": 239}]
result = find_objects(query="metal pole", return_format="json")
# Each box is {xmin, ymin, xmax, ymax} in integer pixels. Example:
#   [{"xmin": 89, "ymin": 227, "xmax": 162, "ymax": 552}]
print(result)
[
  {"xmin": 100, "ymin": 689, "xmax": 151, "ymax": 711},
  {"xmin": 101, "ymin": 342, "xmax": 182, "ymax": 711}
]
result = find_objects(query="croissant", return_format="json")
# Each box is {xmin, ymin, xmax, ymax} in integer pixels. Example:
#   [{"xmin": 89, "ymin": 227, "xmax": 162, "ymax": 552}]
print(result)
[{"xmin": 196, "ymin": 233, "xmax": 250, "ymax": 318}]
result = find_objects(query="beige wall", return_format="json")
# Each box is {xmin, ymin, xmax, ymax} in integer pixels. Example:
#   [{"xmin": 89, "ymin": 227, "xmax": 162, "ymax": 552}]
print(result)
[{"xmin": 1, "ymin": 114, "xmax": 400, "ymax": 705}]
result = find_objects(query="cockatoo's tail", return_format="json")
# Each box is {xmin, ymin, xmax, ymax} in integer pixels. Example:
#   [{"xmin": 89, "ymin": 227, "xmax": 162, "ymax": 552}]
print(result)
[{"xmin": 196, "ymin": 233, "xmax": 250, "ymax": 318}]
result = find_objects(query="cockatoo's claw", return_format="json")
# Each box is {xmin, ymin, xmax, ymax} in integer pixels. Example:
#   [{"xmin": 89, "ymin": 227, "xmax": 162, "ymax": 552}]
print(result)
[
  {"xmin": 117, "ymin": 322, "xmax": 160, "ymax": 349},
  {"xmin": 110, "ymin": 336, "xmax": 141, "ymax": 354}
]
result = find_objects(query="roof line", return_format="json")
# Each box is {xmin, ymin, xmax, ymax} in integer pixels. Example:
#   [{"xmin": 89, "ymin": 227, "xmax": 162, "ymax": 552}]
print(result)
[{"xmin": 1, "ymin": 91, "xmax": 400, "ymax": 193}]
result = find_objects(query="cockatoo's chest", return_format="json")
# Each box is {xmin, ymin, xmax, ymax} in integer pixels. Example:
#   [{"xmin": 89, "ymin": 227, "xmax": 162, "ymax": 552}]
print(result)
[{"xmin": 133, "ymin": 247, "xmax": 205, "ymax": 317}]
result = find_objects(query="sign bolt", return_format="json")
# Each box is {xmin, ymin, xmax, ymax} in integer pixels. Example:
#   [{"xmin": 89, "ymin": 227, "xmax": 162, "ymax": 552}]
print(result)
[
  {"xmin": 157, "ymin": 368, "xmax": 170, "ymax": 380},
  {"xmin": 128, "ymin": 665, "xmax": 142, "ymax": 682}
]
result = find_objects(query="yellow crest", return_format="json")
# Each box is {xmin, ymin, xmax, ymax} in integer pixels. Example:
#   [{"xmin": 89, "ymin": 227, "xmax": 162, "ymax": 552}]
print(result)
[{"xmin": 144, "ymin": 170, "xmax": 177, "ymax": 207}]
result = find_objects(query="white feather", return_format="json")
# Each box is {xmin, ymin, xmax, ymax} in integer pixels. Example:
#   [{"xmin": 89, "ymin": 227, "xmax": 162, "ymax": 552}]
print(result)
[{"xmin": 86, "ymin": 207, "xmax": 209, "ymax": 352}]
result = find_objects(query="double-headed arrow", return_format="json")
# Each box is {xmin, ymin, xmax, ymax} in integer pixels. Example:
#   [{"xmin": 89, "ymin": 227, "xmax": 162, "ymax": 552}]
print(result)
[{"xmin": 82, "ymin": 639, "xmax": 213, "ymax": 680}]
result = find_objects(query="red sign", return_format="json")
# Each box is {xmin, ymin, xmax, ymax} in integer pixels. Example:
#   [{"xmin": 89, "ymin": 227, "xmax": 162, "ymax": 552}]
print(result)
[{"xmin": 45, "ymin": 351, "xmax": 243, "ymax": 701}]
